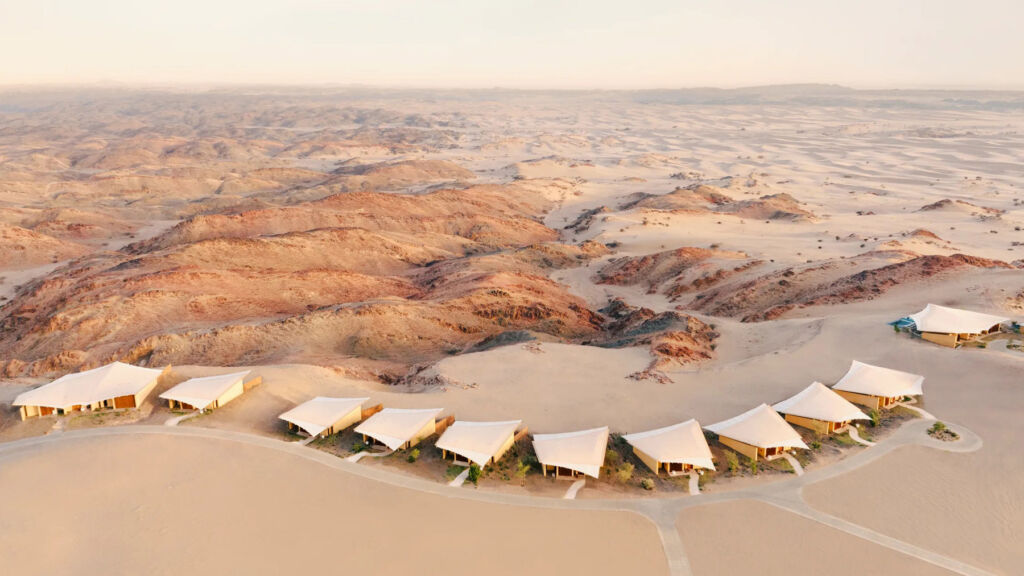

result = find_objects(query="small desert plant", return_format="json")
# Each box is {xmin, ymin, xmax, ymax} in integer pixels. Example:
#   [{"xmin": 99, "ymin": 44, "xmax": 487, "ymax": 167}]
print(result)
[
  {"xmin": 352, "ymin": 442, "xmax": 366, "ymax": 453},
  {"xmin": 894, "ymin": 324, "xmax": 901, "ymax": 333},
  {"xmin": 929, "ymin": 421, "xmax": 947, "ymax": 434},
  {"xmin": 869, "ymin": 409, "xmax": 881, "ymax": 427},
  {"xmin": 749, "ymin": 459, "xmax": 758, "ymax": 475},
  {"xmin": 407, "ymin": 448, "xmax": 420, "ymax": 463},
  {"xmin": 615, "ymin": 462, "xmax": 635, "ymax": 484},
  {"xmin": 514, "ymin": 458, "xmax": 532, "ymax": 484},
  {"xmin": 467, "ymin": 463, "xmax": 482, "ymax": 485},
  {"xmin": 726, "ymin": 451, "xmax": 739, "ymax": 475},
  {"xmin": 810, "ymin": 440, "xmax": 822, "ymax": 450},
  {"xmin": 604, "ymin": 449, "xmax": 622, "ymax": 467},
  {"xmin": 640, "ymin": 478, "xmax": 655, "ymax": 491}
]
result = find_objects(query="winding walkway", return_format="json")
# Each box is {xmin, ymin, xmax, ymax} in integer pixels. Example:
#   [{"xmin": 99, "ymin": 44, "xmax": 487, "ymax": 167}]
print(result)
[
  {"xmin": 847, "ymin": 425, "xmax": 875, "ymax": 446},
  {"xmin": 164, "ymin": 411, "xmax": 200, "ymax": 427},
  {"xmin": 780, "ymin": 452, "xmax": 804, "ymax": 476},
  {"xmin": 449, "ymin": 468, "xmax": 470, "ymax": 487},
  {"xmin": 0, "ymin": 417, "xmax": 986, "ymax": 576}
]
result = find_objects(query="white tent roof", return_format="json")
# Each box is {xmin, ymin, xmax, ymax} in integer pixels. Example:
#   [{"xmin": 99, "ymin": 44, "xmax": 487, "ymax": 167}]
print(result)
[
  {"xmin": 704, "ymin": 404, "xmax": 808, "ymax": 450},
  {"xmin": 13, "ymin": 362, "xmax": 165, "ymax": 410},
  {"xmin": 435, "ymin": 420, "xmax": 522, "ymax": 468},
  {"xmin": 909, "ymin": 303, "xmax": 1008, "ymax": 334},
  {"xmin": 532, "ymin": 426, "xmax": 609, "ymax": 478},
  {"xmin": 832, "ymin": 360, "xmax": 924, "ymax": 398},
  {"xmin": 623, "ymin": 419, "xmax": 715, "ymax": 470},
  {"xmin": 354, "ymin": 408, "xmax": 442, "ymax": 451},
  {"xmin": 772, "ymin": 382, "xmax": 869, "ymax": 423},
  {"xmin": 159, "ymin": 370, "xmax": 250, "ymax": 411},
  {"xmin": 279, "ymin": 396, "xmax": 369, "ymax": 437}
]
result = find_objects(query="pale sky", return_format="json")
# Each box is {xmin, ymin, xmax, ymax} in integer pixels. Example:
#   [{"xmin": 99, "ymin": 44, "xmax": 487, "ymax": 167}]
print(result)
[{"xmin": 1, "ymin": 0, "xmax": 1021, "ymax": 89}]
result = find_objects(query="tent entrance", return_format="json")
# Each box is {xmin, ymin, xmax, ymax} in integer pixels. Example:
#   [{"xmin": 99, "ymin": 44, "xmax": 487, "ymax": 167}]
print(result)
[
  {"xmin": 666, "ymin": 462, "xmax": 692, "ymax": 476},
  {"xmin": 555, "ymin": 466, "xmax": 579, "ymax": 479}
]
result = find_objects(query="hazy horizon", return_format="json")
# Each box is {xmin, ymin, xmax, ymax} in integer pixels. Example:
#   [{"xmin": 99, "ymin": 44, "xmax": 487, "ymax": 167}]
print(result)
[{"xmin": 2, "ymin": 0, "xmax": 1022, "ymax": 90}]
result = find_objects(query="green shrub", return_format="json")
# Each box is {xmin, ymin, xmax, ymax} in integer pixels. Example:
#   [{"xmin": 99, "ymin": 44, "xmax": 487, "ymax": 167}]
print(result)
[
  {"xmin": 407, "ymin": 448, "xmax": 420, "ymax": 463},
  {"xmin": 615, "ymin": 462, "xmax": 635, "ymax": 483},
  {"xmin": 604, "ymin": 449, "xmax": 622, "ymax": 467},
  {"xmin": 352, "ymin": 442, "xmax": 366, "ymax": 453},
  {"xmin": 749, "ymin": 459, "xmax": 758, "ymax": 475},
  {"xmin": 929, "ymin": 421, "xmax": 947, "ymax": 434},
  {"xmin": 726, "ymin": 451, "xmax": 739, "ymax": 476},
  {"xmin": 869, "ymin": 409, "xmax": 880, "ymax": 427},
  {"xmin": 893, "ymin": 324, "xmax": 901, "ymax": 333},
  {"xmin": 809, "ymin": 440, "xmax": 822, "ymax": 450},
  {"xmin": 640, "ymin": 478, "xmax": 655, "ymax": 491},
  {"xmin": 467, "ymin": 463, "xmax": 482, "ymax": 485},
  {"xmin": 514, "ymin": 459, "xmax": 531, "ymax": 483}
]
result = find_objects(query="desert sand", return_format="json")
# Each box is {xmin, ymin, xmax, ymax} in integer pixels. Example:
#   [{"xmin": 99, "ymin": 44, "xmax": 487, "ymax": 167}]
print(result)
[
  {"xmin": 2, "ymin": 86, "xmax": 1023, "ymax": 575},
  {"xmin": 0, "ymin": 432, "xmax": 665, "ymax": 576},
  {"xmin": 677, "ymin": 500, "xmax": 956, "ymax": 576}
]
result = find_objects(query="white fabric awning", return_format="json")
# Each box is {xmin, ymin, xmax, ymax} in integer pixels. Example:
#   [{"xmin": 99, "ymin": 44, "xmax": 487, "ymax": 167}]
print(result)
[
  {"xmin": 623, "ymin": 419, "xmax": 715, "ymax": 470},
  {"xmin": 159, "ymin": 370, "xmax": 250, "ymax": 410},
  {"xmin": 772, "ymin": 382, "xmax": 869, "ymax": 423},
  {"xmin": 908, "ymin": 303, "xmax": 1008, "ymax": 334},
  {"xmin": 13, "ymin": 362, "xmax": 165, "ymax": 410},
  {"xmin": 279, "ymin": 397, "xmax": 369, "ymax": 437},
  {"xmin": 435, "ymin": 420, "xmax": 521, "ymax": 468},
  {"xmin": 832, "ymin": 360, "xmax": 924, "ymax": 398},
  {"xmin": 532, "ymin": 426, "xmax": 609, "ymax": 478},
  {"xmin": 354, "ymin": 408, "xmax": 442, "ymax": 451},
  {"xmin": 704, "ymin": 404, "xmax": 808, "ymax": 450}
]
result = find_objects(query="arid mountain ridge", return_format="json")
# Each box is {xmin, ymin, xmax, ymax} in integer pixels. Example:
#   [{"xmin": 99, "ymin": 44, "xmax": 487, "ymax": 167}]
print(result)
[{"xmin": 2, "ymin": 90, "xmax": 1021, "ymax": 382}]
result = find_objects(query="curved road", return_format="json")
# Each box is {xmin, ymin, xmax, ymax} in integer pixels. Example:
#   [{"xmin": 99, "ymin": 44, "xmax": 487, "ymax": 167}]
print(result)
[{"xmin": 0, "ymin": 417, "xmax": 988, "ymax": 576}]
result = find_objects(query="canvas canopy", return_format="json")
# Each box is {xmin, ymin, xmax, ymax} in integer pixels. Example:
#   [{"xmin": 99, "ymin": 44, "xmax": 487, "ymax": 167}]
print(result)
[
  {"xmin": 354, "ymin": 407, "xmax": 442, "ymax": 451},
  {"xmin": 279, "ymin": 396, "xmax": 369, "ymax": 437},
  {"xmin": 13, "ymin": 362, "xmax": 165, "ymax": 410},
  {"xmin": 623, "ymin": 419, "xmax": 715, "ymax": 471},
  {"xmin": 532, "ymin": 426, "xmax": 609, "ymax": 478},
  {"xmin": 705, "ymin": 404, "xmax": 808, "ymax": 450},
  {"xmin": 908, "ymin": 303, "xmax": 1007, "ymax": 334},
  {"xmin": 159, "ymin": 370, "xmax": 250, "ymax": 411},
  {"xmin": 772, "ymin": 382, "xmax": 869, "ymax": 423},
  {"xmin": 833, "ymin": 360, "xmax": 924, "ymax": 398},
  {"xmin": 435, "ymin": 420, "xmax": 521, "ymax": 468}
]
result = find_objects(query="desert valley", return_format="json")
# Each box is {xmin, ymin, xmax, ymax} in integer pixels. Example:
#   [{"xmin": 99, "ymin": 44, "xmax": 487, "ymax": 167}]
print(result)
[{"xmin": 1, "ymin": 86, "xmax": 1022, "ymax": 575}]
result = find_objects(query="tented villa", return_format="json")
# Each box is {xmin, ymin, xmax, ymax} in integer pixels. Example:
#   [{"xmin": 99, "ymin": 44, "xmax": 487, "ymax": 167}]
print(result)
[
  {"xmin": 832, "ymin": 360, "xmax": 924, "ymax": 410},
  {"xmin": 622, "ymin": 419, "xmax": 715, "ymax": 476},
  {"xmin": 533, "ymin": 426, "xmax": 609, "ymax": 480},
  {"xmin": 435, "ymin": 420, "xmax": 523, "ymax": 468},
  {"xmin": 279, "ymin": 396, "xmax": 372, "ymax": 438},
  {"xmin": 13, "ymin": 362, "xmax": 168, "ymax": 420},
  {"xmin": 704, "ymin": 404, "xmax": 808, "ymax": 461},
  {"xmin": 159, "ymin": 371, "xmax": 258, "ymax": 412},
  {"xmin": 354, "ymin": 407, "xmax": 444, "ymax": 451},
  {"xmin": 907, "ymin": 303, "xmax": 1008, "ymax": 348},
  {"xmin": 772, "ymin": 382, "xmax": 869, "ymax": 434}
]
